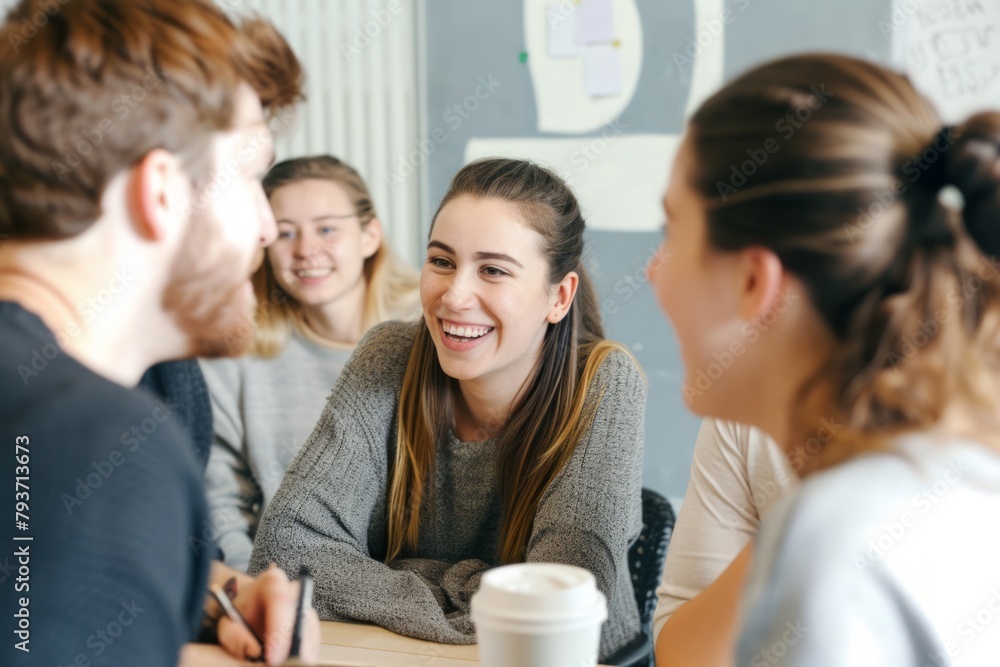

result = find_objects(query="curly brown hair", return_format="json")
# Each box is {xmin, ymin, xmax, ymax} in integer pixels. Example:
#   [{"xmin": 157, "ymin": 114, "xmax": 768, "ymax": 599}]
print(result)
[{"xmin": 0, "ymin": 0, "xmax": 305, "ymax": 240}]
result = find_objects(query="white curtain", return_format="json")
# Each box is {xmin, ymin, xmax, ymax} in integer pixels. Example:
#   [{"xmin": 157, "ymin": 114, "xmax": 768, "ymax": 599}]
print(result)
[
  {"xmin": 232, "ymin": 0, "xmax": 424, "ymax": 264},
  {"xmin": 0, "ymin": 0, "xmax": 425, "ymax": 263}
]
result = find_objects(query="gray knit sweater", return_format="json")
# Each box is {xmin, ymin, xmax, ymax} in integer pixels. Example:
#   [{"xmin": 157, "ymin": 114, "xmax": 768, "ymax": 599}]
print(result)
[
  {"xmin": 249, "ymin": 320, "xmax": 646, "ymax": 659},
  {"xmin": 200, "ymin": 333, "xmax": 353, "ymax": 570}
]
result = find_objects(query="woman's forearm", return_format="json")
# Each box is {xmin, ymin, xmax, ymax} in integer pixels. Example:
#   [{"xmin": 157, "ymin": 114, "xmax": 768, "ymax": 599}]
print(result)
[{"xmin": 655, "ymin": 543, "xmax": 753, "ymax": 667}]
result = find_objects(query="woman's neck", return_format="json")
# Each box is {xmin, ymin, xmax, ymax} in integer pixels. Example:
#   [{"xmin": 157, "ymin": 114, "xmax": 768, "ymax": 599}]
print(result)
[
  {"xmin": 299, "ymin": 279, "xmax": 367, "ymax": 346},
  {"xmin": 452, "ymin": 386, "xmax": 508, "ymax": 443},
  {"xmin": 451, "ymin": 344, "xmax": 546, "ymax": 443}
]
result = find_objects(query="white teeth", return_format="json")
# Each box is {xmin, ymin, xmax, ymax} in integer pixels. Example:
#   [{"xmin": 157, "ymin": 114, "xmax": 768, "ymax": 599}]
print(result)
[
  {"xmin": 296, "ymin": 268, "xmax": 331, "ymax": 278},
  {"xmin": 444, "ymin": 322, "xmax": 492, "ymax": 338}
]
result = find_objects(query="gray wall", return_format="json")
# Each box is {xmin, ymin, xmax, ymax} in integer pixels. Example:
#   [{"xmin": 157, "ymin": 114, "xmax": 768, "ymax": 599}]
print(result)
[{"xmin": 422, "ymin": 0, "xmax": 894, "ymax": 502}]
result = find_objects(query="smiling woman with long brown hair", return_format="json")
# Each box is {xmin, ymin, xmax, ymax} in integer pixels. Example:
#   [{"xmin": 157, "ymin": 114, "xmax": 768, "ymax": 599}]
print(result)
[{"xmin": 248, "ymin": 158, "xmax": 647, "ymax": 661}]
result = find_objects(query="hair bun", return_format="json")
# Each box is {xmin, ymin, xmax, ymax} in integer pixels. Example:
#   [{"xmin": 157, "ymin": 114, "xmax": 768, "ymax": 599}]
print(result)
[{"xmin": 947, "ymin": 112, "xmax": 1000, "ymax": 257}]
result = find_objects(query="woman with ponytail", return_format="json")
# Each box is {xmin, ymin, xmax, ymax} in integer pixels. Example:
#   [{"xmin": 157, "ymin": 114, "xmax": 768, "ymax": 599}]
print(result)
[
  {"xmin": 649, "ymin": 53, "xmax": 1000, "ymax": 665},
  {"xmin": 249, "ymin": 158, "xmax": 646, "ymax": 660}
]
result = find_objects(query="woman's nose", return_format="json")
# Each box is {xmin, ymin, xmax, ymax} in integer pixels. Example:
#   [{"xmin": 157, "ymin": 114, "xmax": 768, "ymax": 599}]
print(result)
[
  {"xmin": 294, "ymin": 232, "xmax": 320, "ymax": 258},
  {"xmin": 441, "ymin": 274, "xmax": 474, "ymax": 311}
]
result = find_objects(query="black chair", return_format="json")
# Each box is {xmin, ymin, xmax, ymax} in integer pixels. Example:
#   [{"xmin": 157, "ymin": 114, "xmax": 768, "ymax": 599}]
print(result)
[{"xmin": 605, "ymin": 488, "xmax": 676, "ymax": 667}]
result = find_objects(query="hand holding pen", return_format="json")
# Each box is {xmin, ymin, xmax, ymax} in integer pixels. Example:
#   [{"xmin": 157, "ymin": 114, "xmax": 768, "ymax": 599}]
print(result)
[{"xmin": 210, "ymin": 563, "xmax": 320, "ymax": 666}]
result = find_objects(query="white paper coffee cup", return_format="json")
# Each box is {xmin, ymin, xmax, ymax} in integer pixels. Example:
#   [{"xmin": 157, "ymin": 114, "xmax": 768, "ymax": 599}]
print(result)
[{"xmin": 471, "ymin": 563, "xmax": 607, "ymax": 667}]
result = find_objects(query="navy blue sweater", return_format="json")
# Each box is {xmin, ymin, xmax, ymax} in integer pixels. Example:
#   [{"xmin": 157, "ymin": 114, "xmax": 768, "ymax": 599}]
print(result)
[{"xmin": 1, "ymin": 301, "xmax": 211, "ymax": 666}]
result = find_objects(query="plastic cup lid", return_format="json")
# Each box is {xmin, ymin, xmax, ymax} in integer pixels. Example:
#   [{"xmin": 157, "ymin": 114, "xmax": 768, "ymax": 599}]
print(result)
[{"xmin": 470, "ymin": 563, "xmax": 607, "ymax": 623}]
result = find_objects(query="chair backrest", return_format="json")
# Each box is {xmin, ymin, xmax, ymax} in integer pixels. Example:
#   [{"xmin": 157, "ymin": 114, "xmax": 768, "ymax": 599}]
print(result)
[
  {"xmin": 603, "ymin": 489, "xmax": 677, "ymax": 667},
  {"xmin": 629, "ymin": 488, "xmax": 676, "ymax": 629}
]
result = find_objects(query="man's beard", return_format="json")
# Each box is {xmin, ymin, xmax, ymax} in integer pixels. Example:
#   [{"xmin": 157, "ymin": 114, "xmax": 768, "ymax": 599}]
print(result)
[{"xmin": 163, "ymin": 211, "xmax": 258, "ymax": 358}]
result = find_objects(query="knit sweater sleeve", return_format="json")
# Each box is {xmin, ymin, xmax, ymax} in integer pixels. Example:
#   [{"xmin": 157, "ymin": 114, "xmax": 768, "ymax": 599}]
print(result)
[
  {"xmin": 526, "ymin": 347, "xmax": 646, "ymax": 659},
  {"xmin": 200, "ymin": 357, "xmax": 258, "ymax": 571},
  {"xmin": 247, "ymin": 321, "xmax": 476, "ymax": 643}
]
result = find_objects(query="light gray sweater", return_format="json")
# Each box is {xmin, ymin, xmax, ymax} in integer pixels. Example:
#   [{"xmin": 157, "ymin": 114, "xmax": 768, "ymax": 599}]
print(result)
[
  {"xmin": 738, "ymin": 435, "xmax": 1000, "ymax": 666},
  {"xmin": 200, "ymin": 333, "xmax": 353, "ymax": 570},
  {"xmin": 249, "ymin": 320, "xmax": 646, "ymax": 659}
]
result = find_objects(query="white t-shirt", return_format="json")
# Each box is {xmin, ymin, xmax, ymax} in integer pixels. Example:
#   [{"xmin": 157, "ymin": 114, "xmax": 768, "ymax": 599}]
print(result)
[
  {"xmin": 738, "ymin": 435, "xmax": 1000, "ymax": 666},
  {"xmin": 652, "ymin": 418, "xmax": 798, "ymax": 641}
]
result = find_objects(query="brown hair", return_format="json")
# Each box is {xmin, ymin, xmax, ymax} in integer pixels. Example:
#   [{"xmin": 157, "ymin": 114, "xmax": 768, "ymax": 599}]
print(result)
[
  {"xmin": 0, "ymin": 0, "xmax": 304, "ymax": 240},
  {"xmin": 251, "ymin": 155, "xmax": 420, "ymax": 356},
  {"xmin": 386, "ymin": 158, "xmax": 634, "ymax": 564},
  {"xmin": 689, "ymin": 53, "xmax": 1000, "ymax": 472}
]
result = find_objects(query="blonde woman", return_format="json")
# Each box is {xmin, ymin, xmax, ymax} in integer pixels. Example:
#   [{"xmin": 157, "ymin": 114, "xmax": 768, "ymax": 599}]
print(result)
[
  {"xmin": 202, "ymin": 155, "xmax": 420, "ymax": 571},
  {"xmin": 249, "ymin": 158, "xmax": 646, "ymax": 662}
]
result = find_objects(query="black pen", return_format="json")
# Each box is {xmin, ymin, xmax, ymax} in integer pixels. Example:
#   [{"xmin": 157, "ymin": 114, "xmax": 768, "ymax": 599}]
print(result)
[
  {"xmin": 289, "ymin": 565, "xmax": 314, "ymax": 658},
  {"xmin": 208, "ymin": 582, "xmax": 265, "ymax": 661}
]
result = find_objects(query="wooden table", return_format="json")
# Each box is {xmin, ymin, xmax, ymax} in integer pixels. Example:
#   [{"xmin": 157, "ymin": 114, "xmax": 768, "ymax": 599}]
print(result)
[
  {"xmin": 318, "ymin": 620, "xmax": 611, "ymax": 666},
  {"xmin": 319, "ymin": 620, "xmax": 478, "ymax": 666}
]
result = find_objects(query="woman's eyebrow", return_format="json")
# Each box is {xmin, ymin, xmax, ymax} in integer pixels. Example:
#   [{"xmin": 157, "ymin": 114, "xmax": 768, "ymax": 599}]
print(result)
[
  {"xmin": 472, "ymin": 251, "xmax": 523, "ymax": 268},
  {"xmin": 427, "ymin": 240, "xmax": 454, "ymax": 253},
  {"xmin": 427, "ymin": 242, "xmax": 523, "ymax": 268}
]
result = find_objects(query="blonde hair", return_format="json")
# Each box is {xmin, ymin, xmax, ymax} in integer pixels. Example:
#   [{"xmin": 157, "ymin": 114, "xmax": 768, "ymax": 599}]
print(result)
[
  {"xmin": 689, "ymin": 54, "xmax": 1000, "ymax": 473},
  {"xmin": 385, "ymin": 158, "xmax": 636, "ymax": 565},
  {"xmin": 252, "ymin": 155, "xmax": 419, "ymax": 356}
]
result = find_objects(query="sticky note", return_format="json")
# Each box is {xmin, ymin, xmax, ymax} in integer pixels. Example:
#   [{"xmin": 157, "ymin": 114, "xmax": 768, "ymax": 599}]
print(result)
[
  {"xmin": 576, "ymin": 0, "xmax": 614, "ymax": 44},
  {"xmin": 547, "ymin": 3, "xmax": 580, "ymax": 58},
  {"xmin": 584, "ymin": 43, "xmax": 623, "ymax": 97}
]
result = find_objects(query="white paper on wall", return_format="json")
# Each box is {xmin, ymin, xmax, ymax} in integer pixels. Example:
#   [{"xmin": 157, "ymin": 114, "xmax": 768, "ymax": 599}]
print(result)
[
  {"xmin": 465, "ymin": 134, "xmax": 680, "ymax": 232},
  {"xmin": 584, "ymin": 44, "xmax": 624, "ymax": 96},
  {"xmin": 481, "ymin": 0, "xmax": 726, "ymax": 234},
  {"xmin": 547, "ymin": 2, "xmax": 581, "ymax": 57},
  {"xmin": 898, "ymin": 0, "xmax": 1000, "ymax": 123},
  {"xmin": 525, "ymin": 0, "xmax": 642, "ymax": 133},
  {"xmin": 576, "ymin": 0, "xmax": 616, "ymax": 44}
]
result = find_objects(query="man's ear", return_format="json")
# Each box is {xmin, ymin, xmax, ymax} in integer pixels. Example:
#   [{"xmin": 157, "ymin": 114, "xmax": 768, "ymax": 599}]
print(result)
[
  {"xmin": 129, "ymin": 148, "xmax": 186, "ymax": 242},
  {"xmin": 547, "ymin": 270, "xmax": 580, "ymax": 324},
  {"xmin": 738, "ymin": 246, "xmax": 785, "ymax": 322},
  {"xmin": 361, "ymin": 216, "xmax": 384, "ymax": 259}
]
